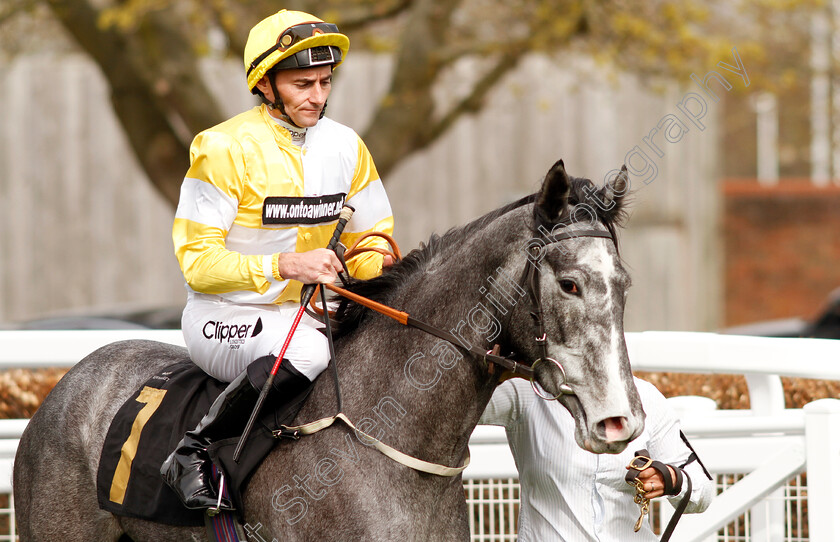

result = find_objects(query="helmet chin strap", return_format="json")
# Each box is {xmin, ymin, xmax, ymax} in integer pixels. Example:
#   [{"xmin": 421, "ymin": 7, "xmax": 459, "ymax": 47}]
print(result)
[
  {"xmin": 267, "ymin": 100, "xmax": 328, "ymax": 128},
  {"xmin": 268, "ymin": 101, "xmax": 300, "ymax": 127},
  {"xmin": 264, "ymin": 70, "xmax": 327, "ymax": 128},
  {"xmin": 265, "ymin": 75, "xmax": 298, "ymax": 127}
]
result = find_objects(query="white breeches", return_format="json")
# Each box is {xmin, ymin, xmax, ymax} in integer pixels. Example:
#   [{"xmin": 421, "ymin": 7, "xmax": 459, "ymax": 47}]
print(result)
[{"xmin": 181, "ymin": 294, "xmax": 330, "ymax": 383}]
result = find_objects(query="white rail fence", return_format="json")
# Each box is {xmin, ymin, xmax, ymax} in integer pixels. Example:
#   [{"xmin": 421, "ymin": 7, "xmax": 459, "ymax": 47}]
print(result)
[{"xmin": 1, "ymin": 331, "xmax": 839, "ymax": 541}]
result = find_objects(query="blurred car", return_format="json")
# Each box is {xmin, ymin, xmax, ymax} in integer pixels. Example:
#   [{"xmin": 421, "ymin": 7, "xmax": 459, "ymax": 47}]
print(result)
[
  {"xmin": 723, "ymin": 288, "xmax": 840, "ymax": 340},
  {"xmin": 4, "ymin": 306, "xmax": 184, "ymax": 331}
]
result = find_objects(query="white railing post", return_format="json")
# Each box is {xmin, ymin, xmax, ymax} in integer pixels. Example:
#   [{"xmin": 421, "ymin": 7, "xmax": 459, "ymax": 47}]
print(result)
[
  {"xmin": 745, "ymin": 373, "xmax": 787, "ymax": 542},
  {"xmin": 804, "ymin": 398, "xmax": 840, "ymax": 541},
  {"xmin": 666, "ymin": 396, "xmax": 719, "ymax": 542}
]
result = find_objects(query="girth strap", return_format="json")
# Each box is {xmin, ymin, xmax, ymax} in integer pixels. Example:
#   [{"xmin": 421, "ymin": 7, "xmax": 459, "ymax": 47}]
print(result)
[{"xmin": 274, "ymin": 412, "xmax": 470, "ymax": 477}]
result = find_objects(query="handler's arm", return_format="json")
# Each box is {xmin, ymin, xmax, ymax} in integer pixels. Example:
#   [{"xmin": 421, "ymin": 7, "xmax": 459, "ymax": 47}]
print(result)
[
  {"xmin": 642, "ymin": 381, "xmax": 714, "ymax": 513},
  {"xmin": 479, "ymin": 380, "xmax": 534, "ymax": 428}
]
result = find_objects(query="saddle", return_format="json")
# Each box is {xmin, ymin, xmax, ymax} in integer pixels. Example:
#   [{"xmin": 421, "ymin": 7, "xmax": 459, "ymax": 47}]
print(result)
[{"xmin": 95, "ymin": 361, "xmax": 286, "ymax": 526}]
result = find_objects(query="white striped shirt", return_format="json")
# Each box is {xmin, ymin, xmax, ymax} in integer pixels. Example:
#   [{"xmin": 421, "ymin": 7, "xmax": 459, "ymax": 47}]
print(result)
[{"xmin": 479, "ymin": 378, "xmax": 714, "ymax": 541}]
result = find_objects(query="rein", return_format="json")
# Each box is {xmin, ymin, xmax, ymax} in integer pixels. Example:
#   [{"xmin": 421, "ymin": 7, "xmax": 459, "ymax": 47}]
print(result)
[
  {"xmin": 323, "ymin": 282, "xmax": 535, "ymax": 379},
  {"xmin": 626, "ymin": 451, "xmax": 695, "ymax": 541},
  {"xmin": 324, "ymin": 227, "xmax": 616, "ymax": 394},
  {"xmin": 326, "ymin": 228, "xmax": 614, "ymax": 389},
  {"xmin": 277, "ymin": 226, "xmax": 616, "ymax": 478}
]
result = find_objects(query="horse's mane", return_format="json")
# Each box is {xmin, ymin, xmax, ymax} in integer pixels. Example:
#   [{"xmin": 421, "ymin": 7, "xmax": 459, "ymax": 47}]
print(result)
[{"xmin": 333, "ymin": 176, "xmax": 628, "ymax": 336}]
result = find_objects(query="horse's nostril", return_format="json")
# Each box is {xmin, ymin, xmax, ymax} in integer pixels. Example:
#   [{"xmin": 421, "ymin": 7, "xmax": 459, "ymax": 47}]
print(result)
[{"xmin": 599, "ymin": 416, "xmax": 630, "ymax": 442}]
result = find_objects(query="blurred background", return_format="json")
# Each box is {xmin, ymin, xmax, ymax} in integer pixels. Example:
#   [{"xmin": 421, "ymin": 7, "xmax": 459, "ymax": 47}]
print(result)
[{"xmin": 0, "ymin": 0, "xmax": 838, "ymax": 336}]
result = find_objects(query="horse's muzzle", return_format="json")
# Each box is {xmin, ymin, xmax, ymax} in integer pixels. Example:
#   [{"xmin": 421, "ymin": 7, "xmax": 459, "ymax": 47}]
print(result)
[{"xmin": 560, "ymin": 392, "xmax": 644, "ymax": 454}]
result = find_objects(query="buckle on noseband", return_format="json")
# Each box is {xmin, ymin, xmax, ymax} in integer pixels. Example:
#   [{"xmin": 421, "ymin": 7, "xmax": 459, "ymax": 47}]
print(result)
[{"xmin": 529, "ymin": 357, "xmax": 574, "ymax": 400}]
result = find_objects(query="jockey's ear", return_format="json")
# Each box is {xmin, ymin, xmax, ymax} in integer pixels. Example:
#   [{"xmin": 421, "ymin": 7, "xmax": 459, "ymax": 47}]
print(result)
[{"xmin": 536, "ymin": 159, "xmax": 571, "ymax": 222}]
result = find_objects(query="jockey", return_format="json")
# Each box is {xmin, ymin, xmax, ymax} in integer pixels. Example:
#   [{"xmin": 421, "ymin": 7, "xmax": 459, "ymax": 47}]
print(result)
[{"xmin": 161, "ymin": 9, "xmax": 394, "ymax": 511}]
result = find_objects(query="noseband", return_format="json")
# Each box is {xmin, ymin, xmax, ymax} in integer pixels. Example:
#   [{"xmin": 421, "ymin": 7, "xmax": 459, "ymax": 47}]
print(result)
[{"xmin": 518, "ymin": 226, "xmax": 614, "ymax": 400}]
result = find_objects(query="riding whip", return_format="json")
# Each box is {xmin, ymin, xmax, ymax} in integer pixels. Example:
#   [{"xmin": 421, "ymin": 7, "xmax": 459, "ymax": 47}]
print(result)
[{"xmin": 233, "ymin": 204, "xmax": 355, "ymax": 462}]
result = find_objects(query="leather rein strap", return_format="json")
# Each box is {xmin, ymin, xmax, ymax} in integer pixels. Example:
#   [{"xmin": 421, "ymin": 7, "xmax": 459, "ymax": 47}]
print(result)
[
  {"xmin": 323, "ymin": 283, "xmax": 535, "ymax": 378},
  {"xmin": 277, "ymin": 227, "xmax": 616, "ymax": 478},
  {"xmin": 325, "ymin": 228, "xmax": 614, "ymax": 382}
]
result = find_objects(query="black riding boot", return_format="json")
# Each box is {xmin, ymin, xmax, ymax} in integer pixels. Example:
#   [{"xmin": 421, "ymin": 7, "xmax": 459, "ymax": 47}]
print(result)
[
  {"xmin": 160, "ymin": 355, "xmax": 314, "ymax": 511},
  {"xmin": 160, "ymin": 369, "xmax": 256, "ymax": 510}
]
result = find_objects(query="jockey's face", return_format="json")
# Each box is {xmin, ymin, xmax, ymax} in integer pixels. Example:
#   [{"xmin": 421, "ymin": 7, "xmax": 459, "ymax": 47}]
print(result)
[{"xmin": 258, "ymin": 65, "xmax": 333, "ymax": 127}]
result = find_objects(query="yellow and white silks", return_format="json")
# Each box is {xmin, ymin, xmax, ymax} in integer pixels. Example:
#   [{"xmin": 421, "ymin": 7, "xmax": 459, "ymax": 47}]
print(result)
[
  {"xmin": 173, "ymin": 104, "xmax": 393, "ymax": 304},
  {"xmin": 172, "ymin": 104, "xmax": 393, "ymax": 381}
]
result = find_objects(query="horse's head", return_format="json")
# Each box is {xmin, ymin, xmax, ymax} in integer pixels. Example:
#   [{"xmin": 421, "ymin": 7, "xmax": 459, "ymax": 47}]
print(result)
[
  {"xmin": 332, "ymin": 158, "xmax": 643, "ymax": 453},
  {"xmin": 508, "ymin": 160, "xmax": 644, "ymax": 454}
]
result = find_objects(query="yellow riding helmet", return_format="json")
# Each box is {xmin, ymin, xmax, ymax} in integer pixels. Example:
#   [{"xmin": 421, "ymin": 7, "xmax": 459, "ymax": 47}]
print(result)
[{"xmin": 244, "ymin": 10, "xmax": 350, "ymax": 93}]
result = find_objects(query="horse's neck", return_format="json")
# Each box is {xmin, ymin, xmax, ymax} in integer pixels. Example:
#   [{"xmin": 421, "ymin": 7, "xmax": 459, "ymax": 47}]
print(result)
[{"xmin": 312, "ymin": 246, "xmax": 514, "ymax": 467}]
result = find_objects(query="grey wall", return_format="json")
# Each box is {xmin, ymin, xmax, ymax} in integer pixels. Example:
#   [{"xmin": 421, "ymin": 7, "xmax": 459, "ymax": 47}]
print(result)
[{"xmin": 0, "ymin": 52, "xmax": 721, "ymax": 331}]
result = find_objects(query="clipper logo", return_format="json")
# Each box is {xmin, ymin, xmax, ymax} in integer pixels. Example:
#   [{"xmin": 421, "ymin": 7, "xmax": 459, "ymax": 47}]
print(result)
[
  {"xmin": 203, "ymin": 317, "xmax": 263, "ymax": 349},
  {"xmin": 263, "ymin": 193, "xmax": 347, "ymax": 225}
]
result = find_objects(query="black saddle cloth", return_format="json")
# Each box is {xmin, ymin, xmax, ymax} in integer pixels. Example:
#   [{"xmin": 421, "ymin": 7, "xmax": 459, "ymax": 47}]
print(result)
[{"xmin": 96, "ymin": 361, "xmax": 284, "ymax": 526}]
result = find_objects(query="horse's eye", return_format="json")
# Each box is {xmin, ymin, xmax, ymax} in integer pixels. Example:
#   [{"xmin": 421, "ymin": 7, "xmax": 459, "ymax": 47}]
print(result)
[{"xmin": 560, "ymin": 280, "xmax": 579, "ymax": 295}]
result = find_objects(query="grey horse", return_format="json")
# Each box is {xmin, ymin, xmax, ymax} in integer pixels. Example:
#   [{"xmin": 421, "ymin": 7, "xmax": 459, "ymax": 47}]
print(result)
[{"xmin": 14, "ymin": 160, "xmax": 644, "ymax": 541}]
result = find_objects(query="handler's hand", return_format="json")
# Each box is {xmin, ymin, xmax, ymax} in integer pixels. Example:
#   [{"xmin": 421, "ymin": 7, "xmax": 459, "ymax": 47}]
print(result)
[
  {"xmin": 628, "ymin": 465, "xmax": 677, "ymax": 499},
  {"xmin": 277, "ymin": 249, "xmax": 343, "ymax": 284}
]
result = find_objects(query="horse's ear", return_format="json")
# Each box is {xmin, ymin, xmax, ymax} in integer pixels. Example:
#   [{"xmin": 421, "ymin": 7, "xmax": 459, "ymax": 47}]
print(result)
[
  {"xmin": 536, "ymin": 159, "xmax": 571, "ymax": 222},
  {"xmin": 599, "ymin": 165, "xmax": 630, "ymax": 221}
]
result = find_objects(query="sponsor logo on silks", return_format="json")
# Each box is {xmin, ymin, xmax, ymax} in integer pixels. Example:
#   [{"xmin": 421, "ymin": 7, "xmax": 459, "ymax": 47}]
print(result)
[
  {"xmin": 203, "ymin": 317, "xmax": 263, "ymax": 348},
  {"xmin": 262, "ymin": 193, "xmax": 347, "ymax": 225}
]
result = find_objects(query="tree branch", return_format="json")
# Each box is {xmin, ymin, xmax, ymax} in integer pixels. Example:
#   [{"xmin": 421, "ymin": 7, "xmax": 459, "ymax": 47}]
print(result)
[
  {"xmin": 328, "ymin": 0, "xmax": 413, "ymax": 31},
  {"xmin": 33, "ymin": 0, "xmax": 756, "ymax": 203},
  {"xmin": 426, "ymin": 48, "xmax": 526, "ymax": 145},
  {"xmin": 207, "ymin": 0, "xmax": 413, "ymax": 58},
  {"xmin": 44, "ymin": 0, "xmax": 225, "ymax": 207},
  {"xmin": 359, "ymin": 0, "xmax": 467, "ymax": 178},
  {"xmin": 0, "ymin": 0, "xmax": 38, "ymax": 25},
  {"xmin": 206, "ymin": 0, "xmax": 277, "ymax": 57}
]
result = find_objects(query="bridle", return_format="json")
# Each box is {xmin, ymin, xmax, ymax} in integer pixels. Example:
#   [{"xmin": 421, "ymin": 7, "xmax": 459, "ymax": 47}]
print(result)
[
  {"xmin": 326, "ymin": 225, "xmax": 615, "ymax": 401},
  {"xmin": 516, "ymin": 226, "xmax": 614, "ymax": 400},
  {"xmin": 291, "ymin": 219, "xmax": 696, "ymax": 540},
  {"xmin": 277, "ymin": 222, "xmax": 619, "ymax": 478}
]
